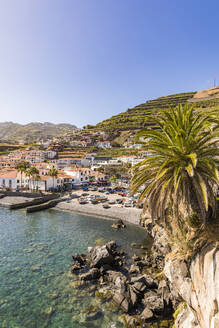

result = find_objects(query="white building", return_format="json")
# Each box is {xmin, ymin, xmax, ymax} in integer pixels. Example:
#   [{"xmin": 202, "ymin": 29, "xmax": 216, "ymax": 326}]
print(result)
[
  {"xmin": 64, "ymin": 168, "xmax": 92, "ymax": 185},
  {"xmin": 0, "ymin": 169, "xmax": 17, "ymax": 189},
  {"xmin": 96, "ymin": 141, "xmax": 111, "ymax": 149}
]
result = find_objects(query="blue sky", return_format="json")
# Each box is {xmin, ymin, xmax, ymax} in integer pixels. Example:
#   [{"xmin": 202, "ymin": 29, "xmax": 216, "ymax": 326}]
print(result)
[{"xmin": 0, "ymin": 0, "xmax": 218, "ymax": 127}]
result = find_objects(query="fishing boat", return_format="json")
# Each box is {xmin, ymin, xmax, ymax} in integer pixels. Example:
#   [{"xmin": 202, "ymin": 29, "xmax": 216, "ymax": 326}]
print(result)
[
  {"xmin": 78, "ymin": 198, "xmax": 87, "ymax": 204},
  {"xmin": 103, "ymin": 203, "xmax": 110, "ymax": 209}
]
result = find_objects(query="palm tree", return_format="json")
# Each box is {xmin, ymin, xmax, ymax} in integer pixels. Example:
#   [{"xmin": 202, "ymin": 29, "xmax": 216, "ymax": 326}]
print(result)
[
  {"xmin": 109, "ymin": 175, "xmax": 117, "ymax": 184},
  {"xmin": 35, "ymin": 175, "xmax": 41, "ymax": 191},
  {"xmin": 26, "ymin": 166, "xmax": 39, "ymax": 191},
  {"xmin": 131, "ymin": 104, "xmax": 219, "ymax": 228},
  {"xmin": 16, "ymin": 161, "xmax": 30, "ymax": 188},
  {"xmin": 48, "ymin": 168, "xmax": 58, "ymax": 191}
]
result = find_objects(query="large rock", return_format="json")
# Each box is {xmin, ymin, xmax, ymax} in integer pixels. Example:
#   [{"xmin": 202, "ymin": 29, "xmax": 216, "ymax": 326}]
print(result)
[
  {"xmin": 141, "ymin": 308, "xmax": 154, "ymax": 321},
  {"xmin": 141, "ymin": 216, "xmax": 170, "ymax": 255},
  {"xmin": 72, "ymin": 253, "xmax": 87, "ymax": 266},
  {"xmin": 157, "ymin": 280, "xmax": 172, "ymax": 306},
  {"xmin": 129, "ymin": 288, "xmax": 138, "ymax": 307},
  {"xmin": 106, "ymin": 270, "xmax": 127, "ymax": 285},
  {"xmin": 131, "ymin": 274, "xmax": 158, "ymax": 289},
  {"xmin": 143, "ymin": 295, "xmax": 164, "ymax": 314},
  {"xmin": 132, "ymin": 281, "xmax": 147, "ymax": 294},
  {"xmin": 89, "ymin": 245, "xmax": 114, "ymax": 268},
  {"xmin": 80, "ymin": 268, "xmax": 100, "ymax": 281},
  {"xmin": 113, "ymin": 292, "xmax": 130, "ymax": 313}
]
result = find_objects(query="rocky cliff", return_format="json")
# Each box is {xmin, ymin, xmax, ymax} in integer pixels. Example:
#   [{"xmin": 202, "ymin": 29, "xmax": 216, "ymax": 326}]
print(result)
[
  {"xmin": 141, "ymin": 215, "xmax": 219, "ymax": 328},
  {"xmin": 165, "ymin": 243, "xmax": 219, "ymax": 328}
]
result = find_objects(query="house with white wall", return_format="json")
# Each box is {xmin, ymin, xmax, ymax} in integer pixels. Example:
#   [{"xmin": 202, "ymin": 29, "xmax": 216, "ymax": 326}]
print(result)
[{"xmin": 0, "ymin": 169, "xmax": 17, "ymax": 189}]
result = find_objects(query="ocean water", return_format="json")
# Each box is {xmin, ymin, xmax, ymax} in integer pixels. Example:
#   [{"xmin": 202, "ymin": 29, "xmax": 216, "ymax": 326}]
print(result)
[{"xmin": 0, "ymin": 207, "xmax": 150, "ymax": 328}]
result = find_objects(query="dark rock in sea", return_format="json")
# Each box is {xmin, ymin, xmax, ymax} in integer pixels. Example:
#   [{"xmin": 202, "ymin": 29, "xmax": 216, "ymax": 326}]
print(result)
[
  {"xmin": 112, "ymin": 291, "xmax": 131, "ymax": 313},
  {"xmin": 72, "ymin": 253, "xmax": 87, "ymax": 266},
  {"xmin": 117, "ymin": 219, "xmax": 126, "ymax": 228},
  {"xmin": 111, "ymin": 223, "xmax": 120, "ymax": 229},
  {"xmin": 85, "ymin": 310, "xmax": 103, "ymax": 321},
  {"xmin": 131, "ymin": 274, "xmax": 158, "ymax": 289},
  {"xmin": 123, "ymin": 314, "xmax": 142, "ymax": 327},
  {"xmin": 106, "ymin": 240, "xmax": 117, "ymax": 251},
  {"xmin": 80, "ymin": 268, "xmax": 100, "ymax": 281},
  {"xmin": 71, "ymin": 263, "xmax": 82, "ymax": 272},
  {"xmin": 111, "ymin": 219, "xmax": 126, "ymax": 229},
  {"xmin": 89, "ymin": 245, "xmax": 114, "ymax": 268},
  {"xmin": 118, "ymin": 249, "xmax": 125, "ymax": 256},
  {"xmin": 106, "ymin": 270, "xmax": 127, "ymax": 285},
  {"xmin": 100, "ymin": 264, "xmax": 112, "ymax": 274}
]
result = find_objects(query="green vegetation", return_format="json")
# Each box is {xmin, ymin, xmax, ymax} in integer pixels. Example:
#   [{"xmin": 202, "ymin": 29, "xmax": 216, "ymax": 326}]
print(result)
[
  {"xmin": 0, "ymin": 122, "xmax": 77, "ymax": 143},
  {"xmin": 48, "ymin": 168, "xmax": 58, "ymax": 189},
  {"xmin": 97, "ymin": 148, "xmax": 140, "ymax": 157},
  {"xmin": 16, "ymin": 161, "xmax": 30, "ymax": 187},
  {"xmin": 26, "ymin": 166, "xmax": 40, "ymax": 190},
  {"xmin": 85, "ymin": 92, "xmax": 196, "ymax": 134},
  {"xmin": 0, "ymin": 143, "xmax": 27, "ymax": 155},
  {"xmin": 131, "ymin": 104, "xmax": 219, "ymax": 253}
]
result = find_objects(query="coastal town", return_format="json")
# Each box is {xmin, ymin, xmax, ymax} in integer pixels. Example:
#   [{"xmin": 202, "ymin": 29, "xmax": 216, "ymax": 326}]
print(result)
[
  {"xmin": 0, "ymin": 129, "xmax": 145, "ymax": 192},
  {"xmin": 1, "ymin": 2, "xmax": 219, "ymax": 327},
  {"xmin": 0, "ymin": 128, "xmax": 148, "ymax": 221}
]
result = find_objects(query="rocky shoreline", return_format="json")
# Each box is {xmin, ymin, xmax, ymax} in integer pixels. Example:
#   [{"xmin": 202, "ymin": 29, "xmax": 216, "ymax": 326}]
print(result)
[{"xmin": 70, "ymin": 221, "xmax": 176, "ymax": 328}]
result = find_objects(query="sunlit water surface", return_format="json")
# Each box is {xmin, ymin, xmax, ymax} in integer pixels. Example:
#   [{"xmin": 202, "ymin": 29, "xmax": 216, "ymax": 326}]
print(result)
[{"xmin": 0, "ymin": 207, "xmax": 149, "ymax": 328}]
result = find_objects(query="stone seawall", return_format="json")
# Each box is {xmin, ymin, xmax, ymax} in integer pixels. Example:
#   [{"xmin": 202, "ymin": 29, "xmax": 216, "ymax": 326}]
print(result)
[
  {"xmin": 9, "ymin": 194, "xmax": 59, "ymax": 209},
  {"xmin": 0, "ymin": 191, "xmax": 46, "ymax": 198},
  {"xmin": 26, "ymin": 198, "xmax": 63, "ymax": 213}
]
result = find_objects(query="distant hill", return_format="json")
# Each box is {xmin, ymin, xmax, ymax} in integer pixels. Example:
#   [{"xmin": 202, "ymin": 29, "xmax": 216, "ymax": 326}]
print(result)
[{"xmin": 0, "ymin": 122, "xmax": 77, "ymax": 143}]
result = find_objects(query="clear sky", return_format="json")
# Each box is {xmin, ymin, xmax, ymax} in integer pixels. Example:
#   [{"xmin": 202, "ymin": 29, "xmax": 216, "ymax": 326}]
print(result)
[{"xmin": 0, "ymin": 0, "xmax": 218, "ymax": 127}]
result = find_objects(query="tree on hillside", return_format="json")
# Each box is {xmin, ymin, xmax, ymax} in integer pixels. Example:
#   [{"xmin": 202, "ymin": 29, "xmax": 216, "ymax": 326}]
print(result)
[
  {"xmin": 109, "ymin": 175, "xmax": 117, "ymax": 183},
  {"xmin": 48, "ymin": 168, "xmax": 58, "ymax": 190},
  {"xmin": 16, "ymin": 161, "xmax": 30, "ymax": 188},
  {"xmin": 131, "ymin": 104, "xmax": 219, "ymax": 250}
]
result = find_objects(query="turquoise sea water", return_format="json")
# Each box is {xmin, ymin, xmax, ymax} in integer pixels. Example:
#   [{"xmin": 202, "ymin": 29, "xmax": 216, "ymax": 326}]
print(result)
[{"xmin": 0, "ymin": 207, "xmax": 149, "ymax": 328}]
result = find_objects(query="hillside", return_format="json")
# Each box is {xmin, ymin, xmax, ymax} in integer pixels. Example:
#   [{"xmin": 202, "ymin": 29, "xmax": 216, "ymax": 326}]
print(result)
[
  {"xmin": 85, "ymin": 92, "xmax": 196, "ymax": 134},
  {"xmin": 85, "ymin": 89, "xmax": 219, "ymax": 141},
  {"xmin": 0, "ymin": 122, "xmax": 77, "ymax": 143}
]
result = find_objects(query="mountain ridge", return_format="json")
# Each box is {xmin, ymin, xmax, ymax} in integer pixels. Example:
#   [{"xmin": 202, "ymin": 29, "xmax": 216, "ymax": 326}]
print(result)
[{"xmin": 0, "ymin": 122, "xmax": 77, "ymax": 143}]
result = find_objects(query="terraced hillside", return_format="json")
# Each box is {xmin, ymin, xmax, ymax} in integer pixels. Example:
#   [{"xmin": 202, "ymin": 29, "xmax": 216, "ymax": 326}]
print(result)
[{"xmin": 92, "ymin": 92, "xmax": 196, "ymax": 132}]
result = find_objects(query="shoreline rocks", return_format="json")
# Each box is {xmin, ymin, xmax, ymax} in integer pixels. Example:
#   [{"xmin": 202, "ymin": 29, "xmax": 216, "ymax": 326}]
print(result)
[
  {"xmin": 111, "ymin": 219, "xmax": 127, "ymax": 230},
  {"xmin": 71, "ymin": 240, "xmax": 174, "ymax": 327}
]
